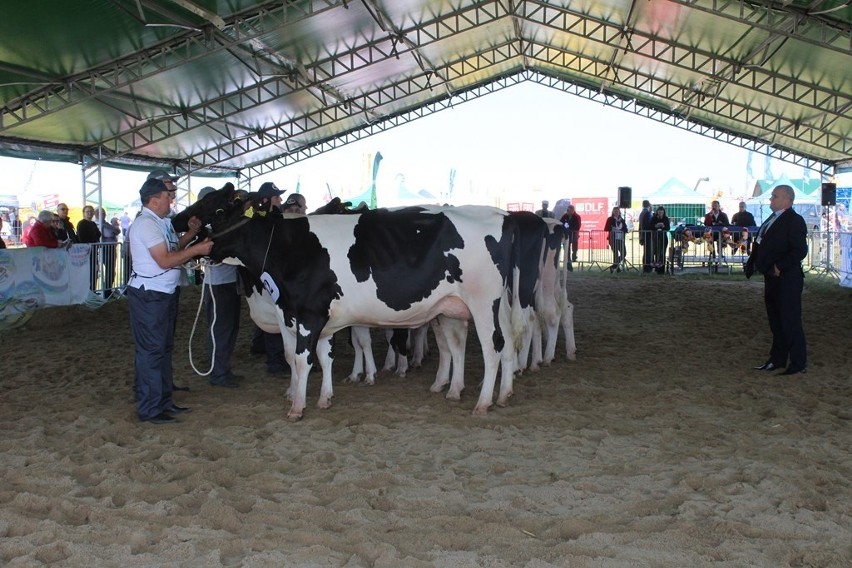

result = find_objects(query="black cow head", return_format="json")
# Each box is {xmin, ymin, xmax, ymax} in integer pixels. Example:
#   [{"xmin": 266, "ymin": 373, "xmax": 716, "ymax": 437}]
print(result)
[{"xmin": 172, "ymin": 182, "xmax": 249, "ymax": 235}]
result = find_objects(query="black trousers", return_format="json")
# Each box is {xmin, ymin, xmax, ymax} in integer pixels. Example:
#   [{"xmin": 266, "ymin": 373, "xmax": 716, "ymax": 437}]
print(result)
[{"xmin": 763, "ymin": 272, "xmax": 806, "ymax": 369}]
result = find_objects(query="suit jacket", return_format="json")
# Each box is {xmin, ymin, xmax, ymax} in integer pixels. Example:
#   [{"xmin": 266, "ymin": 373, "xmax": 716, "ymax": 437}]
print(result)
[{"xmin": 745, "ymin": 208, "xmax": 807, "ymax": 278}]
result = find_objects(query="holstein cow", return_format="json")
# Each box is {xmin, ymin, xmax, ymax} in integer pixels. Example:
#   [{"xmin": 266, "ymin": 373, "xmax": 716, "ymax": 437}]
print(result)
[
  {"xmin": 174, "ymin": 185, "xmax": 522, "ymax": 419},
  {"xmin": 536, "ymin": 218, "xmax": 577, "ymax": 366}
]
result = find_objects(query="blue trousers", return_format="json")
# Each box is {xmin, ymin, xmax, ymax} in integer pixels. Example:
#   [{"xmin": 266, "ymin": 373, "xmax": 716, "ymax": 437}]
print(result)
[
  {"xmin": 128, "ymin": 286, "xmax": 179, "ymax": 421},
  {"xmin": 203, "ymin": 282, "xmax": 241, "ymax": 384}
]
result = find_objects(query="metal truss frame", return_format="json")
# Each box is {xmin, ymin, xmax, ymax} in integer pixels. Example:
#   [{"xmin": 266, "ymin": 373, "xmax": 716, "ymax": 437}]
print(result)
[
  {"xmin": 66, "ymin": 0, "xmax": 845, "ymax": 176},
  {"xmin": 4, "ymin": 0, "xmax": 841, "ymax": 201}
]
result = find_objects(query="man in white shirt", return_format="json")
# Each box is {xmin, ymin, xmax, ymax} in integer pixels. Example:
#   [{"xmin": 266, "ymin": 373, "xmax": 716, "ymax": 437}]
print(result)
[{"xmin": 127, "ymin": 178, "xmax": 213, "ymax": 424}]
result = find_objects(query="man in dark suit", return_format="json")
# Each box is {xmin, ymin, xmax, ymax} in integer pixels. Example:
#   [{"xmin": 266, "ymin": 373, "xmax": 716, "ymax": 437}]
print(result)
[
  {"xmin": 638, "ymin": 200, "xmax": 653, "ymax": 273},
  {"xmin": 745, "ymin": 184, "xmax": 808, "ymax": 375}
]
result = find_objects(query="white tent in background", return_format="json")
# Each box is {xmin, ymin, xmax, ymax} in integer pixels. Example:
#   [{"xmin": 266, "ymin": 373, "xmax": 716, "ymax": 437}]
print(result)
[
  {"xmin": 645, "ymin": 177, "xmax": 712, "ymax": 225},
  {"xmin": 745, "ymin": 179, "xmax": 823, "ymax": 229}
]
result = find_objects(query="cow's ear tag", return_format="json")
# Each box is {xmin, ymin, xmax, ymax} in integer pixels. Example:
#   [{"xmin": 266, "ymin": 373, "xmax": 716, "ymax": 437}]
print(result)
[{"xmin": 260, "ymin": 272, "xmax": 280, "ymax": 303}]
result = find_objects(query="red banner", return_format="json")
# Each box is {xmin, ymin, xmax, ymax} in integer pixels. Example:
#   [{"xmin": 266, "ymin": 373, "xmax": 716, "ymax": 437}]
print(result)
[{"xmin": 573, "ymin": 197, "xmax": 610, "ymax": 249}]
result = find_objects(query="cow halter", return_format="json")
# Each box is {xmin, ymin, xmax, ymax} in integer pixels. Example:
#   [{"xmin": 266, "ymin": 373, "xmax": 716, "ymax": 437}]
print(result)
[{"xmin": 209, "ymin": 215, "xmax": 251, "ymax": 239}]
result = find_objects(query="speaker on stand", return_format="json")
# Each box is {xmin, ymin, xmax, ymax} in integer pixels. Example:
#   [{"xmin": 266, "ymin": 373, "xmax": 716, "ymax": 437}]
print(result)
[
  {"xmin": 617, "ymin": 186, "xmax": 632, "ymax": 209},
  {"xmin": 820, "ymin": 182, "xmax": 838, "ymax": 276},
  {"xmin": 821, "ymin": 182, "xmax": 836, "ymax": 206}
]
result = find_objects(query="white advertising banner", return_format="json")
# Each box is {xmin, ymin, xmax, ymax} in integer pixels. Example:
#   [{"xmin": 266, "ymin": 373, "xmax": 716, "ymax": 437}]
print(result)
[{"xmin": 0, "ymin": 244, "xmax": 92, "ymax": 328}]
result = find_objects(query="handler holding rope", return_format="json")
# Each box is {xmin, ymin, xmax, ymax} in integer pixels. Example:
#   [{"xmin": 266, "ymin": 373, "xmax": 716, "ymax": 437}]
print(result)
[{"xmin": 127, "ymin": 177, "xmax": 212, "ymax": 425}]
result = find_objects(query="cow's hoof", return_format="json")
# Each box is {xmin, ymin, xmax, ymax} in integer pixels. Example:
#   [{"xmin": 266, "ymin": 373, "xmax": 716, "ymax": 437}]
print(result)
[
  {"xmin": 567, "ymin": 352, "xmax": 577, "ymax": 361},
  {"xmin": 286, "ymin": 412, "xmax": 303, "ymax": 422},
  {"xmin": 317, "ymin": 399, "xmax": 332, "ymax": 410},
  {"xmin": 472, "ymin": 404, "xmax": 490, "ymax": 416},
  {"xmin": 429, "ymin": 383, "xmax": 448, "ymax": 393},
  {"xmin": 445, "ymin": 390, "xmax": 462, "ymax": 401},
  {"xmin": 529, "ymin": 364, "xmax": 540, "ymax": 372},
  {"xmin": 345, "ymin": 376, "xmax": 361, "ymax": 384},
  {"xmin": 496, "ymin": 396, "xmax": 511, "ymax": 408}
]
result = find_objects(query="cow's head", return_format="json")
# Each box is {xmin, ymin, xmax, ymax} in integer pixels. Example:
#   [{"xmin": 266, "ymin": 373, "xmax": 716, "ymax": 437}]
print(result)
[{"xmin": 172, "ymin": 182, "xmax": 250, "ymax": 236}]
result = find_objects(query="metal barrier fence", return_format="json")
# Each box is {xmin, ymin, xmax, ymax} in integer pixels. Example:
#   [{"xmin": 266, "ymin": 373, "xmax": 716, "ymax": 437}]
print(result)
[
  {"xmin": 87, "ymin": 242, "xmax": 131, "ymax": 297},
  {"xmin": 564, "ymin": 229, "xmax": 848, "ymax": 277}
]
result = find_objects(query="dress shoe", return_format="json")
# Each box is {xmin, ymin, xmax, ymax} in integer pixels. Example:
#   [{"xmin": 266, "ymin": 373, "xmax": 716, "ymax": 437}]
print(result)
[
  {"xmin": 779, "ymin": 367, "xmax": 807, "ymax": 376},
  {"xmin": 143, "ymin": 412, "xmax": 175, "ymax": 425},
  {"xmin": 210, "ymin": 380, "xmax": 239, "ymax": 388},
  {"xmin": 173, "ymin": 384, "xmax": 190, "ymax": 392},
  {"xmin": 166, "ymin": 404, "xmax": 190, "ymax": 414},
  {"xmin": 753, "ymin": 362, "xmax": 778, "ymax": 371}
]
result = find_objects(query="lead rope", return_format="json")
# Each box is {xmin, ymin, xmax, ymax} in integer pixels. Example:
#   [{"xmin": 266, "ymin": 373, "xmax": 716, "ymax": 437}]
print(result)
[
  {"xmin": 261, "ymin": 224, "xmax": 275, "ymax": 274},
  {"xmin": 188, "ymin": 257, "xmax": 216, "ymax": 376}
]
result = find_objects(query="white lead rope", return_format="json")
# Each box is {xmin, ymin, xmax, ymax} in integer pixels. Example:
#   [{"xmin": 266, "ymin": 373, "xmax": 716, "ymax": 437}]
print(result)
[{"xmin": 188, "ymin": 257, "xmax": 216, "ymax": 377}]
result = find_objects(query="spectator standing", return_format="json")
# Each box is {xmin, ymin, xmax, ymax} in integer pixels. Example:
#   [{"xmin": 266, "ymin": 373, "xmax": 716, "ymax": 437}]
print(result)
[
  {"xmin": 745, "ymin": 184, "xmax": 807, "ymax": 376},
  {"xmin": 98, "ymin": 207, "xmax": 121, "ymax": 296},
  {"xmin": 604, "ymin": 206, "xmax": 628, "ymax": 272},
  {"xmin": 731, "ymin": 201, "xmax": 757, "ymax": 253},
  {"xmin": 127, "ymin": 177, "xmax": 212, "ymax": 424},
  {"xmin": 76, "ymin": 205, "xmax": 101, "ymax": 291},
  {"xmin": 23, "ymin": 210, "xmax": 61, "ymax": 248},
  {"xmin": 21, "ymin": 216, "xmax": 36, "ymax": 244},
  {"xmin": 197, "ymin": 186, "xmax": 243, "ymax": 389},
  {"xmin": 11, "ymin": 214, "xmax": 22, "ymax": 244},
  {"xmin": 650, "ymin": 206, "xmax": 671, "ymax": 274},
  {"xmin": 638, "ymin": 200, "xmax": 653, "ymax": 273},
  {"xmin": 0, "ymin": 216, "xmax": 5, "ymax": 249},
  {"xmin": 559, "ymin": 204, "xmax": 581, "ymax": 270},
  {"xmin": 54, "ymin": 203, "xmax": 78, "ymax": 244},
  {"xmin": 731, "ymin": 201, "xmax": 756, "ymax": 228},
  {"xmin": 535, "ymin": 200, "xmax": 555, "ymax": 219},
  {"xmin": 704, "ymin": 200, "xmax": 730, "ymax": 260},
  {"xmin": 832, "ymin": 204, "xmax": 844, "ymax": 232},
  {"xmin": 119, "ymin": 211, "xmax": 132, "ymax": 239}
]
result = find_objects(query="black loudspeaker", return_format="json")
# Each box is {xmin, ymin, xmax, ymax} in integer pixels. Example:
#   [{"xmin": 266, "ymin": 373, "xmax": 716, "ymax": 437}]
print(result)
[
  {"xmin": 617, "ymin": 186, "xmax": 632, "ymax": 208},
  {"xmin": 821, "ymin": 182, "xmax": 837, "ymax": 206}
]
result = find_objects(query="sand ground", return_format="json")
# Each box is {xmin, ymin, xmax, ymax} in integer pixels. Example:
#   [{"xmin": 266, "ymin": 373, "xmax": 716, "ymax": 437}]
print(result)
[{"xmin": 1, "ymin": 272, "xmax": 850, "ymax": 567}]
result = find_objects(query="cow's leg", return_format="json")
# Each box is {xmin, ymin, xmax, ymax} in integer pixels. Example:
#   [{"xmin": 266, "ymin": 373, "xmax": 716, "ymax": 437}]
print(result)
[
  {"xmin": 382, "ymin": 328, "xmax": 396, "ymax": 372},
  {"xmin": 516, "ymin": 307, "xmax": 534, "ymax": 373},
  {"xmin": 443, "ymin": 318, "xmax": 468, "ymax": 400},
  {"xmin": 541, "ymin": 312, "xmax": 559, "ymax": 365},
  {"xmin": 429, "ymin": 319, "xmax": 451, "ymax": 393},
  {"xmin": 561, "ymin": 300, "xmax": 577, "ymax": 361},
  {"xmin": 411, "ymin": 324, "xmax": 429, "ymax": 368},
  {"xmin": 347, "ymin": 326, "xmax": 376, "ymax": 384},
  {"xmin": 287, "ymin": 351, "xmax": 310, "ymax": 421},
  {"xmin": 347, "ymin": 327, "xmax": 365, "ymax": 384},
  {"xmin": 316, "ymin": 335, "xmax": 335, "ymax": 408},
  {"xmin": 529, "ymin": 311, "xmax": 544, "ymax": 370},
  {"xmin": 496, "ymin": 341, "xmax": 517, "ymax": 408},
  {"xmin": 388, "ymin": 329, "xmax": 409, "ymax": 377},
  {"xmin": 474, "ymin": 288, "xmax": 521, "ymax": 414}
]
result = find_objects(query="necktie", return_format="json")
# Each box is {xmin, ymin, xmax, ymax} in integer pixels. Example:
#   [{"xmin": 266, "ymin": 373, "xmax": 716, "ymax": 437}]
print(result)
[{"xmin": 757, "ymin": 212, "xmax": 777, "ymax": 243}]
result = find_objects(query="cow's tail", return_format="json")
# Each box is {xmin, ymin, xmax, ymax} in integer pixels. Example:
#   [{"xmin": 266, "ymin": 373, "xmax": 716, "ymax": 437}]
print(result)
[{"xmin": 510, "ymin": 230, "xmax": 526, "ymax": 353}]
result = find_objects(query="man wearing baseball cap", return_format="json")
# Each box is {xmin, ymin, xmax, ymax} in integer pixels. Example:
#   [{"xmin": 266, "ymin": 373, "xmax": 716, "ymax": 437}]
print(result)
[
  {"xmin": 255, "ymin": 181, "xmax": 285, "ymax": 214},
  {"xmin": 127, "ymin": 177, "xmax": 213, "ymax": 424}
]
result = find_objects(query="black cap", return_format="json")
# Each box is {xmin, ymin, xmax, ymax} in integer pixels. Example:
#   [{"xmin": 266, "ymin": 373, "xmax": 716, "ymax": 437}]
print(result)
[
  {"xmin": 258, "ymin": 182, "xmax": 284, "ymax": 197},
  {"xmin": 139, "ymin": 178, "xmax": 169, "ymax": 198}
]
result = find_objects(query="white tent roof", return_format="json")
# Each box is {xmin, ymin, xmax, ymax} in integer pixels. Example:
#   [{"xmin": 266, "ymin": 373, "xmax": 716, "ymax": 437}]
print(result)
[{"xmin": 646, "ymin": 178, "xmax": 711, "ymax": 205}]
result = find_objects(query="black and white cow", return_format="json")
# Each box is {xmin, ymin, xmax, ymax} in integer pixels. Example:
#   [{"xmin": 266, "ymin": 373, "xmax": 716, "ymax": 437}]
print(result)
[{"xmin": 174, "ymin": 185, "xmax": 522, "ymax": 419}]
